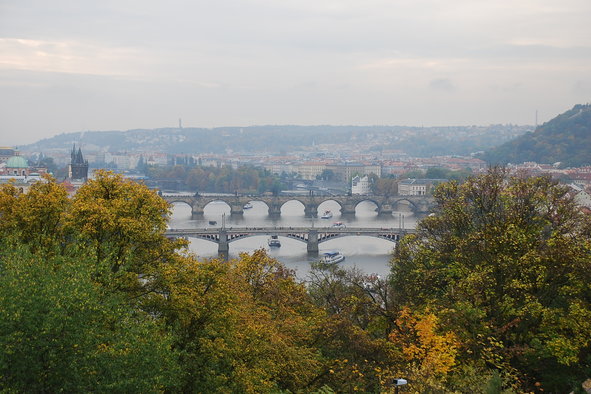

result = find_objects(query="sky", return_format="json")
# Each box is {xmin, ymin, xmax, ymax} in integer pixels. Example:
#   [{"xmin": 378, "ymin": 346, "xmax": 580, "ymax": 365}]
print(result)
[{"xmin": 1, "ymin": 0, "xmax": 590, "ymax": 145}]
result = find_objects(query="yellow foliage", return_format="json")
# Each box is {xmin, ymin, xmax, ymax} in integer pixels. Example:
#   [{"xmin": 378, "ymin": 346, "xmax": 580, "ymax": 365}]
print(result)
[{"xmin": 389, "ymin": 307, "xmax": 459, "ymax": 377}]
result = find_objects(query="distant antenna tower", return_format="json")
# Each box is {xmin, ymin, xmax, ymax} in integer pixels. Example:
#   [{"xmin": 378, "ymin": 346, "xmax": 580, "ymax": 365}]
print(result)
[{"xmin": 179, "ymin": 118, "xmax": 183, "ymax": 129}]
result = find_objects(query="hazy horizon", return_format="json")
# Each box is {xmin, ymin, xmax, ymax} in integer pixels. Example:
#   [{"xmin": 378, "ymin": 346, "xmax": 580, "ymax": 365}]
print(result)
[{"xmin": 2, "ymin": 0, "xmax": 590, "ymax": 145}]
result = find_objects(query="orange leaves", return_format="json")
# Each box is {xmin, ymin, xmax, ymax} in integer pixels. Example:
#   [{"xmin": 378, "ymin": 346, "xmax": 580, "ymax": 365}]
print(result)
[{"xmin": 390, "ymin": 307, "xmax": 459, "ymax": 376}]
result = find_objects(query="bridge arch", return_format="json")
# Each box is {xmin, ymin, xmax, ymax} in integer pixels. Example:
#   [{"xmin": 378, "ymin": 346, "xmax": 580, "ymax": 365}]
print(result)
[
  {"xmin": 242, "ymin": 199, "xmax": 270, "ymax": 213},
  {"xmin": 390, "ymin": 198, "xmax": 419, "ymax": 213},
  {"xmin": 351, "ymin": 198, "xmax": 382, "ymax": 214},
  {"xmin": 167, "ymin": 199, "xmax": 194, "ymax": 210},
  {"xmin": 202, "ymin": 199, "xmax": 232, "ymax": 211},
  {"xmin": 162, "ymin": 194, "xmax": 435, "ymax": 217},
  {"xmin": 317, "ymin": 198, "xmax": 345, "ymax": 214},
  {"xmin": 278, "ymin": 199, "xmax": 307, "ymax": 216}
]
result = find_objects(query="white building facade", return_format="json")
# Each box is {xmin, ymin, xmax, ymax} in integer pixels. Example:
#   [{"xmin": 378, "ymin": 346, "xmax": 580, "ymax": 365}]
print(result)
[{"xmin": 351, "ymin": 175, "xmax": 371, "ymax": 195}]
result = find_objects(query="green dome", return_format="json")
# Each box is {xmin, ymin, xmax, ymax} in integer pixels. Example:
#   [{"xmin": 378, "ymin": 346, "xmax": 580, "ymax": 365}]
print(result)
[{"xmin": 5, "ymin": 156, "xmax": 28, "ymax": 168}]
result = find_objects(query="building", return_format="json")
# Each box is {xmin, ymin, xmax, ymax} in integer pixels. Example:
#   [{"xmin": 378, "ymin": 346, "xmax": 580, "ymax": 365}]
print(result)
[
  {"xmin": 326, "ymin": 163, "xmax": 382, "ymax": 182},
  {"xmin": 69, "ymin": 145, "xmax": 89, "ymax": 181},
  {"xmin": 0, "ymin": 148, "xmax": 43, "ymax": 193},
  {"xmin": 1, "ymin": 155, "xmax": 30, "ymax": 176},
  {"xmin": 351, "ymin": 175, "xmax": 371, "ymax": 195},
  {"xmin": 297, "ymin": 161, "xmax": 327, "ymax": 180},
  {"xmin": 569, "ymin": 183, "xmax": 591, "ymax": 210},
  {"xmin": 0, "ymin": 146, "xmax": 17, "ymax": 163},
  {"xmin": 398, "ymin": 178, "xmax": 447, "ymax": 196}
]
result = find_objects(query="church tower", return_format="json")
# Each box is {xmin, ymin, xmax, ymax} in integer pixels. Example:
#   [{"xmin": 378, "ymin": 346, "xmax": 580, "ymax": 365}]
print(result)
[{"xmin": 69, "ymin": 144, "xmax": 89, "ymax": 181}]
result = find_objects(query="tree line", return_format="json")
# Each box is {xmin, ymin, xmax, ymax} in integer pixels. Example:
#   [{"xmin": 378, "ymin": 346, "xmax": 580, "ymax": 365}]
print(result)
[
  {"xmin": 0, "ymin": 168, "xmax": 590, "ymax": 392},
  {"xmin": 146, "ymin": 164, "xmax": 285, "ymax": 195}
]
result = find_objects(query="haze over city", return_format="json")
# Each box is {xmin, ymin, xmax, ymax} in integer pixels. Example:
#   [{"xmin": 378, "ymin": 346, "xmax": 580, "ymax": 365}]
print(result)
[{"xmin": 1, "ymin": 0, "xmax": 590, "ymax": 145}]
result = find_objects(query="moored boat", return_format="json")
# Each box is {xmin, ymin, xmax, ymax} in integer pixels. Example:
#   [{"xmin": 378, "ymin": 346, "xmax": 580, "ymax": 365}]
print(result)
[
  {"xmin": 322, "ymin": 251, "xmax": 345, "ymax": 264},
  {"xmin": 267, "ymin": 235, "xmax": 281, "ymax": 247},
  {"xmin": 320, "ymin": 210, "xmax": 333, "ymax": 219},
  {"xmin": 243, "ymin": 202, "xmax": 253, "ymax": 209}
]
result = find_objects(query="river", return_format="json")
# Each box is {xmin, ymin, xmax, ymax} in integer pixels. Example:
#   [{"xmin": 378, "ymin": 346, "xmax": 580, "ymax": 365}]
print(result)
[{"xmin": 169, "ymin": 199, "xmax": 420, "ymax": 280}]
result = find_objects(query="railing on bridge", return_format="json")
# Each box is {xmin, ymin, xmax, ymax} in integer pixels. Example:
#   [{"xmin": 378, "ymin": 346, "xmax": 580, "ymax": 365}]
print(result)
[
  {"xmin": 161, "ymin": 193, "xmax": 435, "ymax": 217},
  {"xmin": 165, "ymin": 226, "xmax": 416, "ymax": 257}
]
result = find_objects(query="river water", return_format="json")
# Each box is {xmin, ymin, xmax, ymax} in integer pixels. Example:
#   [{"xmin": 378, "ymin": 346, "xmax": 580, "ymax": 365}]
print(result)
[{"xmin": 169, "ymin": 199, "xmax": 420, "ymax": 280}]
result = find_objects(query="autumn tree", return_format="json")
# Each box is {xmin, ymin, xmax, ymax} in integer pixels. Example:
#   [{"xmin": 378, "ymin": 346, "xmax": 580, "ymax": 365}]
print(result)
[
  {"xmin": 391, "ymin": 167, "xmax": 591, "ymax": 391},
  {"xmin": 66, "ymin": 170, "xmax": 185, "ymax": 295},
  {"xmin": 153, "ymin": 250, "xmax": 325, "ymax": 393},
  {"xmin": 388, "ymin": 307, "xmax": 460, "ymax": 391},
  {"xmin": 0, "ymin": 175, "xmax": 68, "ymax": 253},
  {"xmin": 373, "ymin": 177, "xmax": 399, "ymax": 196},
  {"xmin": 307, "ymin": 263, "xmax": 402, "ymax": 392}
]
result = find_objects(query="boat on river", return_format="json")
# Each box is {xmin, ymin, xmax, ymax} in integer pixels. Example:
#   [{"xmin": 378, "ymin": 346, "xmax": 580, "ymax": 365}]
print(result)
[
  {"xmin": 267, "ymin": 235, "xmax": 281, "ymax": 247},
  {"xmin": 243, "ymin": 202, "xmax": 253, "ymax": 209},
  {"xmin": 320, "ymin": 210, "xmax": 333, "ymax": 219},
  {"xmin": 322, "ymin": 251, "xmax": 345, "ymax": 264}
]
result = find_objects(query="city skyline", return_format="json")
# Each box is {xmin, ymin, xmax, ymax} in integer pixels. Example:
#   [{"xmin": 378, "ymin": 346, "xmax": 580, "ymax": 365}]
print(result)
[{"xmin": 1, "ymin": 0, "xmax": 590, "ymax": 145}]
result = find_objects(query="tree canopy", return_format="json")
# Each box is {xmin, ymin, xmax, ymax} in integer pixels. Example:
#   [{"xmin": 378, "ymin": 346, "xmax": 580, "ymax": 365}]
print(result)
[
  {"xmin": 2, "ymin": 169, "xmax": 590, "ymax": 392},
  {"xmin": 391, "ymin": 167, "xmax": 591, "ymax": 391}
]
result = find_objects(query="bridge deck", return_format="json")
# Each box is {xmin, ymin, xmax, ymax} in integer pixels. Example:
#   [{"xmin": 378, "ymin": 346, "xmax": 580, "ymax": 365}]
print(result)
[
  {"xmin": 165, "ymin": 226, "xmax": 416, "ymax": 256},
  {"xmin": 166, "ymin": 226, "xmax": 414, "ymax": 236}
]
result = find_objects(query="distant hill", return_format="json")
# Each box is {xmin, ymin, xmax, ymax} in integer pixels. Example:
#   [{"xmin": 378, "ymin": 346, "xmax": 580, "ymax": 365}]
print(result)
[
  {"xmin": 482, "ymin": 104, "xmax": 591, "ymax": 167},
  {"xmin": 22, "ymin": 124, "xmax": 530, "ymax": 158}
]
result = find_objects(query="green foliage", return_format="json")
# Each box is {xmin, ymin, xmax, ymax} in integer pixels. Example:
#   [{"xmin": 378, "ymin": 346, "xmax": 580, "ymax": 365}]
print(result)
[
  {"xmin": 373, "ymin": 177, "xmax": 398, "ymax": 196},
  {"xmin": 67, "ymin": 170, "xmax": 183, "ymax": 282},
  {"xmin": 425, "ymin": 167, "xmax": 473, "ymax": 181},
  {"xmin": 0, "ymin": 244, "xmax": 180, "ymax": 392},
  {"xmin": 23, "ymin": 125, "xmax": 529, "ymax": 158},
  {"xmin": 400, "ymin": 169, "xmax": 425, "ymax": 179},
  {"xmin": 148, "ymin": 164, "xmax": 285, "ymax": 194},
  {"xmin": 484, "ymin": 103, "xmax": 591, "ymax": 167},
  {"xmin": 1, "ymin": 168, "xmax": 557, "ymax": 392},
  {"xmin": 0, "ymin": 175, "xmax": 68, "ymax": 254},
  {"xmin": 156, "ymin": 250, "xmax": 324, "ymax": 393},
  {"xmin": 307, "ymin": 263, "xmax": 401, "ymax": 392},
  {"xmin": 391, "ymin": 167, "xmax": 591, "ymax": 391}
]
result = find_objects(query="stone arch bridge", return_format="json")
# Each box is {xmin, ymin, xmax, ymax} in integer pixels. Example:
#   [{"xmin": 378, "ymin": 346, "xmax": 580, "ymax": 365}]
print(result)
[
  {"xmin": 162, "ymin": 194, "xmax": 434, "ymax": 217},
  {"xmin": 165, "ymin": 226, "xmax": 416, "ymax": 257}
]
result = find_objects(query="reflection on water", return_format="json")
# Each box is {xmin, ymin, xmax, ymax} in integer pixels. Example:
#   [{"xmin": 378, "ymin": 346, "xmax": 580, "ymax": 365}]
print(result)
[{"xmin": 169, "ymin": 199, "xmax": 420, "ymax": 279}]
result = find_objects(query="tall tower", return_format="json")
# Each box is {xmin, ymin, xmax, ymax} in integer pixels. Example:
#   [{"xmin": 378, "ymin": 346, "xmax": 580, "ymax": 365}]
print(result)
[{"xmin": 69, "ymin": 144, "xmax": 89, "ymax": 181}]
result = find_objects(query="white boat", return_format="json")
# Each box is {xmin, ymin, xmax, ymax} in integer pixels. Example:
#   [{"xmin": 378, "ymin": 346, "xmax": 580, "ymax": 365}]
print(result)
[
  {"xmin": 322, "ymin": 251, "xmax": 345, "ymax": 264},
  {"xmin": 320, "ymin": 210, "xmax": 333, "ymax": 219},
  {"xmin": 267, "ymin": 235, "xmax": 281, "ymax": 247},
  {"xmin": 332, "ymin": 221, "xmax": 346, "ymax": 228},
  {"xmin": 243, "ymin": 202, "xmax": 253, "ymax": 209}
]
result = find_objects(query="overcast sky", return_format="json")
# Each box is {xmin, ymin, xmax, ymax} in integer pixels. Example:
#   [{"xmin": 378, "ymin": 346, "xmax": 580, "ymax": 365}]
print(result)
[{"xmin": 1, "ymin": 0, "xmax": 590, "ymax": 145}]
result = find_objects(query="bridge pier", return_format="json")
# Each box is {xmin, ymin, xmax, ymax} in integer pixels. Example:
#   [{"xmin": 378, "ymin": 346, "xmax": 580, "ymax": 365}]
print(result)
[
  {"xmin": 230, "ymin": 203, "xmax": 244, "ymax": 215},
  {"xmin": 304, "ymin": 203, "xmax": 318, "ymax": 218},
  {"xmin": 218, "ymin": 230, "xmax": 229, "ymax": 259},
  {"xmin": 307, "ymin": 229, "xmax": 319, "ymax": 255},
  {"xmin": 341, "ymin": 203, "xmax": 356, "ymax": 216},
  {"xmin": 191, "ymin": 204, "xmax": 204, "ymax": 216},
  {"xmin": 379, "ymin": 203, "xmax": 393, "ymax": 216},
  {"xmin": 268, "ymin": 202, "xmax": 282, "ymax": 217}
]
